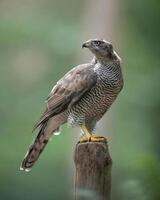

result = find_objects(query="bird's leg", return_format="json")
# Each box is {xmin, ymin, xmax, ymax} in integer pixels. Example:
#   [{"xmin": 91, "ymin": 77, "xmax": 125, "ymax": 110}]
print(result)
[
  {"xmin": 79, "ymin": 125, "xmax": 91, "ymax": 143},
  {"xmin": 79, "ymin": 125, "xmax": 106, "ymax": 143}
]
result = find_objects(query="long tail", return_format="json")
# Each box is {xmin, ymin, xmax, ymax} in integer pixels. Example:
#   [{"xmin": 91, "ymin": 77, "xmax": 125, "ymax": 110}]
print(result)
[{"xmin": 20, "ymin": 112, "xmax": 67, "ymax": 172}]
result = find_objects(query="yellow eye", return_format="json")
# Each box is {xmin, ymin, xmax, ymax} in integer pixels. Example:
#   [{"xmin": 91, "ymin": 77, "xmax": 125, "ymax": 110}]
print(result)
[{"xmin": 95, "ymin": 41, "xmax": 101, "ymax": 46}]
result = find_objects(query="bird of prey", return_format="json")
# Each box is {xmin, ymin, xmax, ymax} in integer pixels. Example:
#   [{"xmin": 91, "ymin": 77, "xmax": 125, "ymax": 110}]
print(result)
[{"xmin": 20, "ymin": 39, "xmax": 123, "ymax": 171}]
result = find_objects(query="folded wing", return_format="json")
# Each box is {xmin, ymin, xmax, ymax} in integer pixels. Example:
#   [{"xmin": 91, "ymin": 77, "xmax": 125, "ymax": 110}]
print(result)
[{"xmin": 34, "ymin": 63, "xmax": 97, "ymax": 129}]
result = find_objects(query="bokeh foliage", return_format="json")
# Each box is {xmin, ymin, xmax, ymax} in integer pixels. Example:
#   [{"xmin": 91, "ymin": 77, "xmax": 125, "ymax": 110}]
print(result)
[{"xmin": 112, "ymin": 0, "xmax": 160, "ymax": 199}]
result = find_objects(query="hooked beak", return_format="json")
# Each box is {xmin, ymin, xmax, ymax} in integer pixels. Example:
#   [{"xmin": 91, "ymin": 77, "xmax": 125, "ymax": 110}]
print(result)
[{"xmin": 82, "ymin": 41, "xmax": 91, "ymax": 48}]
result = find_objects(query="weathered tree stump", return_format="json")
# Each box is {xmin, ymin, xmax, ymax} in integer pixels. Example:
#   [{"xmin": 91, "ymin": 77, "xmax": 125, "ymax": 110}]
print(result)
[{"xmin": 74, "ymin": 140, "xmax": 112, "ymax": 200}]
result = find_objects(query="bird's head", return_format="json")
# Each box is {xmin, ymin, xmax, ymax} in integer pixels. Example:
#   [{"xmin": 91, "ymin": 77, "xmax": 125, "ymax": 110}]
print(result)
[{"xmin": 82, "ymin": 39, "xmax": 121, "ymax": 62}]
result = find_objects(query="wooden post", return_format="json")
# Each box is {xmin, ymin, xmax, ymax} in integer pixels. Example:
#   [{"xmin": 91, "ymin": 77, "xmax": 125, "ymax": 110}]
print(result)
[{"xmin": 74, "ymin": 140, "xmax": 112, "ymax": 200}]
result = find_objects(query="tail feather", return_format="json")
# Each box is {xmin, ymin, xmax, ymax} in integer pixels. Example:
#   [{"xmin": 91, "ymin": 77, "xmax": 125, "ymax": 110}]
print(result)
[
  {"xmin": 20, "ymin": 111, "xmax": 67, "ymax": 172},
  {"xmin": 20, "ymin": 123, "xmax": 53, "ymax": 171}
]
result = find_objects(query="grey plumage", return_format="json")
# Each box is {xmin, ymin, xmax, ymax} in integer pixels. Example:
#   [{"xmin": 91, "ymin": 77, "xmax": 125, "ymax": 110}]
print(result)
[{"xmin": 20, "ymin": 39, "xmax": 123, "ymax": 171}]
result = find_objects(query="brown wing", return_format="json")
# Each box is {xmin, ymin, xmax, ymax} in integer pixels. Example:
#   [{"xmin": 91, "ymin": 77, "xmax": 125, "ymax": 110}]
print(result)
[{"xmin": 34, "ymin": 63, "xmax": 97, "ymax": 129}]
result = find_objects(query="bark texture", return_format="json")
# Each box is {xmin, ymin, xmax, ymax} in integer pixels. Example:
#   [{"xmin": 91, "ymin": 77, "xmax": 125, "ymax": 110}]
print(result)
[{"xmin": 74, "ymin": 141, "xmax": 112, "ymax": 200}]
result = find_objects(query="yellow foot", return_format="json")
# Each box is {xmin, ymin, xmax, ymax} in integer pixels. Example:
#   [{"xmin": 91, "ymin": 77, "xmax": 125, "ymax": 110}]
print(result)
[
  {"xmin": 79, "ymin": 135, "xmax": 106, "ymax": 143},
  {"xmin": 90, "ymin": 135, "xmax": 106, "ymax": 142}
]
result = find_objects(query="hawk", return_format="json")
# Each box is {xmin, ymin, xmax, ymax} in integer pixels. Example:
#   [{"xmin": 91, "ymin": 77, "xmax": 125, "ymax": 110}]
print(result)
[{"xmin": 20, "ymin": 39, "xmax": 123, "ymax": 171}]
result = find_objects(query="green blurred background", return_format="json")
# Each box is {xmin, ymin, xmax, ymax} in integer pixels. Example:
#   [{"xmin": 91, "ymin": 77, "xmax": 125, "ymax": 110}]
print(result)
[{"xmin": 0, "ymin": 0, "xmax": 160, "ymax": 199}]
